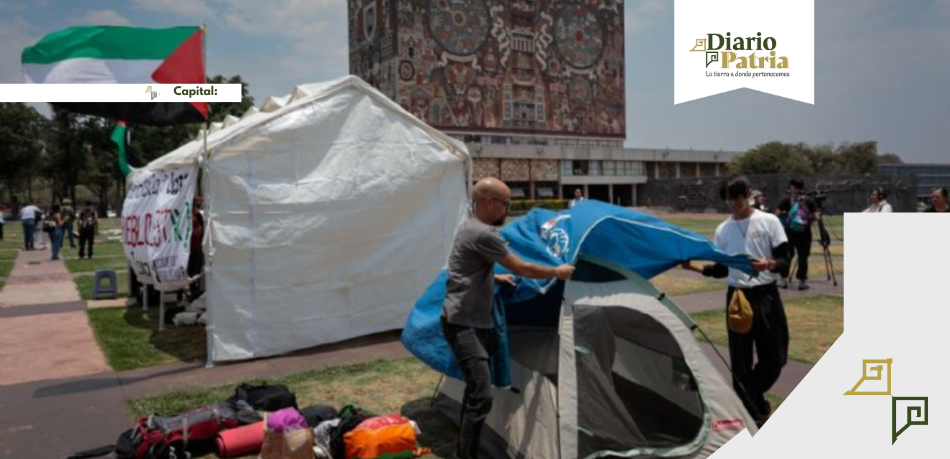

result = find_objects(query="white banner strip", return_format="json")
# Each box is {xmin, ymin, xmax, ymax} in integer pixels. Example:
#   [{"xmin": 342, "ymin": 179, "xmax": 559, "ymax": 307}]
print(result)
[{"xmin": 0, "ymin": 84, "xmax": 242, "ymax": 103}]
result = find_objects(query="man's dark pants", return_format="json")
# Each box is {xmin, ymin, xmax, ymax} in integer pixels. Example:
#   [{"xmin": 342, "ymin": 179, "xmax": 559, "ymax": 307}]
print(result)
[
  {"xmin": 787, "ymin": 230, "xmax": 811, "ymax": 281},
  {"xmin": 441, "ymin": 318, "xmax": 495, "ymax": 459},
  {"xmin": 78, "ymin": 228, "xmax": 95, "ymax": 259},
  {"xmin": 22, "ymin": 219, "xmax": 35, "ymax": 250},
  {"xmin": 726, "ymin": 283, "xmax": 789, "ymax": 425}
]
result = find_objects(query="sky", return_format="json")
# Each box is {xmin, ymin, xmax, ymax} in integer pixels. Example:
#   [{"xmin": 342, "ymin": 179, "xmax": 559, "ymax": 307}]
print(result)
[{"xmin": 0, "ymin": 0, "xmax": 948, "ymax": 162}]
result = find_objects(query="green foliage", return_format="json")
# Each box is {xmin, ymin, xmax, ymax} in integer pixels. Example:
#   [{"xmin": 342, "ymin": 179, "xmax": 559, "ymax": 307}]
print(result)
[
  {"xmin": 0, "ymin": 103, "xmax": 47, "ymax": 201},
  {"xmin": 729, "ymin": 141, "xmax": 895, "ymax": 176},
  {"xmin": 510, "ymin": 199, "xmax": 569, "ymax": 212},
  {"xmin": 727, "ymin": 141, "xmax": 813, "ymax": 175},
  {"xmin": 206, "ymin": 74, "xmax": 256, "ymax": 122}
]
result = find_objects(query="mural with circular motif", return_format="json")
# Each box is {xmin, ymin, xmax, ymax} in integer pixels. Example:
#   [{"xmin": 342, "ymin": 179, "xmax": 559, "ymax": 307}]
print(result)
[
  {"xmin": 428, "ymin": 0, "xmax": 491, "ymax": 56},
  {"xmin": 554, "ymin": 5, "xmax": 606, "ymax": 69}
]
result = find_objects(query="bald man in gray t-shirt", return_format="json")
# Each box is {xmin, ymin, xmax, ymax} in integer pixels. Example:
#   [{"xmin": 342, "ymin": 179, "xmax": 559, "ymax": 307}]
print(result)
[{"xmin": 441, "ymin": 177, "xmax": 573, "ymax": 459}]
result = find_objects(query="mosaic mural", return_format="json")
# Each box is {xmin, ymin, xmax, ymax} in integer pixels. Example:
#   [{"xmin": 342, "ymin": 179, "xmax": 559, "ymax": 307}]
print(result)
[{"xmin": 349, "ymin": 0, "xmax": 625, "ymax": 138}]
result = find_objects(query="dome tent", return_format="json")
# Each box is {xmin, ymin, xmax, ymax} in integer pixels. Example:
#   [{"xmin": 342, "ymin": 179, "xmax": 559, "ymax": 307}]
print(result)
[
  {"xmin": 140, "ymin": 75, "xmax": 471, "ymax": 363},
  {"xmin": 403, "ymin": 202, "xmax": 760, "ymax": 458}
]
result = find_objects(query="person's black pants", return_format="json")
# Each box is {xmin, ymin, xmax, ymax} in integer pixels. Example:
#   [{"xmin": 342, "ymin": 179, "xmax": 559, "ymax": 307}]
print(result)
[
  {"xmin": 726, "ymin": 283, "xmax": 789, "ymax": 425},
  {"xmin": 0, "ymin": 221, "xmax": 4, "ymax": 241},
  {"xmin": 78, "ymin": 229, "xmax": 95, "ymax": 259},
  {"xmin": 441, "ymin": 318, "xmax": 495, "ymax": 459},
  {"xmin": 787, "ymin": 230, "xmax": 811, "ymax": 281}
]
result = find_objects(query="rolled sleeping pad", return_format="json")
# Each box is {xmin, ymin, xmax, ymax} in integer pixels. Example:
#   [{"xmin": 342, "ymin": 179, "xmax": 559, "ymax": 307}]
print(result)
[{"xmin": 216, "ymin": 421, "xmax": 265, "ymax": 458}]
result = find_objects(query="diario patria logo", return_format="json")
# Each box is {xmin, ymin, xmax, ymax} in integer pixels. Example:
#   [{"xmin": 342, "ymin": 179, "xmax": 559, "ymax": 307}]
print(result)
[
  {"xmin": 843, "ymin": 358, "xmax": 929, "ymax": 444},
  {"xmin": 673, "ymin": 0, "xmax": 813, "ymax": 104},
  {"xmin": 145, "ymin": 85, "xmax": 158, "ymax": 100},
  {"xmin": 688, "ymin": 33, "xmax": 790, "ymax": 78}
]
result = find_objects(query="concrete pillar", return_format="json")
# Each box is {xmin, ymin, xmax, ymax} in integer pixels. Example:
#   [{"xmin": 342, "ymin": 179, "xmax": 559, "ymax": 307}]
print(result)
[
  {"xmin": 696, "ymin": 163, "xmax": 701, "ymax": 177},
  {"xmin": 608, "ymin": 184, "xmax": 614, "ymax": 204},
  {"xmin": 675, "ymin": 162, "xmax": 681, "ymax": 179},
  {"xmin": 715, "ymin": 163, "xmax": 721, "ymax": 177}
]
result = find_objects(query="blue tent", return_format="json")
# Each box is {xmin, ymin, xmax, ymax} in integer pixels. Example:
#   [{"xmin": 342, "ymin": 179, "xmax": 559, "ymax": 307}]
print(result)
[{"xmin": 401, "ymin": 200, "xmax": 754, "ymax": 385}]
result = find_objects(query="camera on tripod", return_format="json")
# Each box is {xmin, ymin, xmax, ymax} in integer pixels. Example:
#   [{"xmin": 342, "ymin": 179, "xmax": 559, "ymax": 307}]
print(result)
[{"xmin": 807, "ymin": 190, "xmax": 828, "ymax": 210}]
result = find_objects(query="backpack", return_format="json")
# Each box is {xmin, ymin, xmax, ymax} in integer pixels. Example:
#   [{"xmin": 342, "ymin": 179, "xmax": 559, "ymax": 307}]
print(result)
[
  {"xmin": 68, "ymin": 403, "xmax": 241, "ymax": 459},
  {"xmin": 227, "ymin": 382, "xmax": 298, "ymax": 412},
  {"xmin": 787, "ymin": 199, "xmax": 812, "ymax": 232},
  {"xmin": 80, "ymin": 208, "xmax": 96, "ymax": 230}
]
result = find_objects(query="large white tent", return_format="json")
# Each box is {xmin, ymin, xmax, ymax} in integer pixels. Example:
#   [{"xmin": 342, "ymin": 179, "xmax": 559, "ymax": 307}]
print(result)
[{"xmin": 139, "ymin": 76, "xmax": 470, "ymax": 362}]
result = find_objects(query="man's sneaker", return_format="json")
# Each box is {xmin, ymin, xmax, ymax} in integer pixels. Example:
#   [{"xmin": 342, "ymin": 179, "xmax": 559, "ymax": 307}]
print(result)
[
  {"xmin": 779, "ymin": 279, "xmax": 789, "ymax": 289},
  {"xmin": 798, "ymin": 281, "xmax": 810, "ymax": 291}
]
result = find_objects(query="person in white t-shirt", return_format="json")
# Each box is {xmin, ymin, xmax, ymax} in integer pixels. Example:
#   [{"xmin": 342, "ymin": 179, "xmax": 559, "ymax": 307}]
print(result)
[
  {"xmin": 862, "ymin": 187, "xmax": 892, "ymax": 213},
  {"xmin": 681, "ymin": 175, "xmax": 791, "ymax": 428},
  {"xmin": 569, "ymin": 188, "xmax": 586, "ymax": 208}
]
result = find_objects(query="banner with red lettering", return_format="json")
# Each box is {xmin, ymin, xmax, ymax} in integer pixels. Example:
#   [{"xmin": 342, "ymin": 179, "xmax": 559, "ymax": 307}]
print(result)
[{"xmin": 122, "ymin": 165, "xmax": 197, "ymax": 290}]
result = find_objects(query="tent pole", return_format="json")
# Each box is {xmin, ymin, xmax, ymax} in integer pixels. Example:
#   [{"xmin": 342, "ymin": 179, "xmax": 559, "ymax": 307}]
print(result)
[
  {"xmin": 158, "ymin": 290, "xmax": 165, "ymax": 332},
  {"xmin": 143, "ymin": 284, "xmax": 149, "ymax": 311}
]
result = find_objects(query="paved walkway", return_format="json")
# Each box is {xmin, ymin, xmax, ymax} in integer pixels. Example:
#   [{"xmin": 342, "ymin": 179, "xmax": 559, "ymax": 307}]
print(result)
[{"xmin": 0, "ymin": 249, "xmax": 110, "ymax": 387}]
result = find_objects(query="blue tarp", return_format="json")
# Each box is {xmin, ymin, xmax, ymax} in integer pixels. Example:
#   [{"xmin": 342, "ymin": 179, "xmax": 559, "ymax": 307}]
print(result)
[{"xmin": 401, "ymin": 200, "xmax": 755, "ymax": 385}]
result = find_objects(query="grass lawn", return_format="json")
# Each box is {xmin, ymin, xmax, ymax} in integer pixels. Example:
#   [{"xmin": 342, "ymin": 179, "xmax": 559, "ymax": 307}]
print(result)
[
  {"xmin": 74, "ymin": 270, "xmax": 129, "ymax": 301},
  {"xmin": 691, "ymin": 295, "xmax": 843, "ymax": 365},
  {"xmin": 801, "ymin": 256, "xmax": 844, "ymax": 280},
  {"xmin": 0, "ymin": 260, "xmax": 13, "ymax": 279},
  {"xmin": 811, "ymin": 243, "xmax": 843, "ymax": 257},
  {"xmin": 87, "ymin": 305, "xmax": 206, "ymax": 371},
  {"xmin": 62, "ymin": 240, "xmax": 126, "ymax": 260},
  {"xmin": 128, "ymin": 357, "xmax": 455, "ymax": 458},
  {"xmin": 65, "ymin": 255, "xmax": 129, "ymax": 275},
  {"xmin": 0, "ymin": 249, "xmax": 17, "ymax": 260},
  {"xmin": 652, "ymin": 273, "xmax": 724, "ymax": 297}
]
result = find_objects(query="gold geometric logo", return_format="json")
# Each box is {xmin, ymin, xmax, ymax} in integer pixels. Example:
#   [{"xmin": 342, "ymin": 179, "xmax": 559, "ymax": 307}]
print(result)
[
  {"xmin": 844, "ymin": 358, "xmax": 892, "ymax": 396},
  {"xmin": 689, "ymin": 39, "xmax": 706, "ymax": 52}
]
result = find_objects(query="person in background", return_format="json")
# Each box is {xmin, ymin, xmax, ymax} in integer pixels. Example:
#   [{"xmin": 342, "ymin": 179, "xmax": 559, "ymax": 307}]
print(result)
[
  {"xmin": 925, "ymin": 187, "xmax": 949, "ymax": 213},
  {"xmin": 751, "ymin": 190, "xmax": 769, "ymax": 212},
  {"xmin": 187, "ymin": 196, "xmax": 206, "ymax": 299},
  {"xmin": 19, "ymin": 202, "xmax": 40, "ymax": 250},
  {"xmin": 776, "ymin": 179, "xmax": 820, "ymax": 291},
  {"xmin": 443, "ymin": 177, "xmax": 574, "ymax": 459},
  {"xmin": 569, "ymin": 188, "xmax": 586, "ymax": 208},
  {"xmin": 61, "ymin": 198, "xmax": 77, "ymax": 249},
  {"xmin": 0, "ymin": 205, "xmax": 5, "ymax": 241},
  {"xmin": 681, "ymin": 175, "xmax": 790, "ymax": 427},
  {"xmin": 47, "ymin": 204, "xmax": 64, "ymax": 260},
  {"xmin": 862, "ymin": 187, "xmax": 892, "ymax": 213},
  {"xmin": 77, "ymin": 201, "xmax": 98, "ymax": 259}
]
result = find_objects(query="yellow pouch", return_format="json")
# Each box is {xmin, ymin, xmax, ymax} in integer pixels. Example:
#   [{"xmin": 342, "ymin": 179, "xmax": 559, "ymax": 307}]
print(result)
[{"xmin": 728, "ymin": 289, "xmax": 753, "ymax": 334}]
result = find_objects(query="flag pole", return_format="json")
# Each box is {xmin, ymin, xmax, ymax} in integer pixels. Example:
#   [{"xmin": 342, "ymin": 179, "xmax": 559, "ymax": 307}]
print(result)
[{"xmin": 199, "ymin": 23, "xmax": 215, "ymax": 369}]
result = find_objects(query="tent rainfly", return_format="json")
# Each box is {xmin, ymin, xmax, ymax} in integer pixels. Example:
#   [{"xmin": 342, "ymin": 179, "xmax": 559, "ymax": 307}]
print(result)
[
  {"xmin": 140, "ymin": 75, "xmax": 471, "ymax": 363},
  {"xmin": 403, "ymin": 202, "xmax": 760, "ymax": 458}
]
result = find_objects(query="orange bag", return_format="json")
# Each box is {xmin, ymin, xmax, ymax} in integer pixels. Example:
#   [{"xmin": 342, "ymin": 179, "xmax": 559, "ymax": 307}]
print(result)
[{"xmin": 344, "ymin": 415, "xmax": 418, "ymax": 459}]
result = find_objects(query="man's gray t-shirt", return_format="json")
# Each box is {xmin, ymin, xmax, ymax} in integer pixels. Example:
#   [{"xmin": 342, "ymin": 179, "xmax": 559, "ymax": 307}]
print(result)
[{"xmin": 442, "ymin": 217, "xmax": 510, "ymax": 328}]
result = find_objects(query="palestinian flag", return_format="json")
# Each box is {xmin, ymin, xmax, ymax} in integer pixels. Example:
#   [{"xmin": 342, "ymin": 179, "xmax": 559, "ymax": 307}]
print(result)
[{"xmin": 22, "ymin": 26, "xmax": 208, "ymax": 125}]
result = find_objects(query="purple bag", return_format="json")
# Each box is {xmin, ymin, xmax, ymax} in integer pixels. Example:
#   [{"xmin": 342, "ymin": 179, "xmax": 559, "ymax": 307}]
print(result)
[{"xmin": 266, "ymin": 408, "xmax": 308, "ymax": 433}]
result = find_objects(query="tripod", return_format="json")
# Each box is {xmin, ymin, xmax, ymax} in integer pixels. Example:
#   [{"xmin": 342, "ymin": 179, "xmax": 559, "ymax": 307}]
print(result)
[
  {"xmin": 784, "ymin": 218, "xmax": 838, "ymax": 288},
  {"xmin": 817, "ymin": 219, "xmax": 838, "ymax": 286}
]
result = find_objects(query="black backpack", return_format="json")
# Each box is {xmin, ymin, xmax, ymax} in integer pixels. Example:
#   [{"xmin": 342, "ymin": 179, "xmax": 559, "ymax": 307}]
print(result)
[
  {"xmin": 79, "ymin": 209, "xmax": 96, "ymax": 230},
  {"xmin": 226, "ymin": 382, "xmax": 297, "ymax": 412}
]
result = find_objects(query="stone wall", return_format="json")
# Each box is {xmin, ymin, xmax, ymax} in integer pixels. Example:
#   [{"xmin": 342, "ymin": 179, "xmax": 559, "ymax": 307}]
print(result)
[{"xmin": 641, "ymin": 174, "xmax": 918, "ymax": 214}]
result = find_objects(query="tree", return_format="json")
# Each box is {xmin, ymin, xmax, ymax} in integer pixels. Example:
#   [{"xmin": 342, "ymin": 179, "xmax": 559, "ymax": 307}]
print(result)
[
  {"xmin": 834, "ymin": 142, "xmax": 878, "ymax": 174},
  {"xmin": 878, "ymin": 153, "xmax": 903, "ymax": 164},
  {"xmin": 207, "ymin": 74, "xmax": 256, "ymax": 122},
  {"xmin": 799, "ymin": 143, "xmax": 837, "ymax": 175},
  {"xmin": 0, "ymin": 103, "xmax": 47, "ymax": 202},
  {"xmin": 727, "ymin": 141, "xmax": 813, "ymax": 175}
]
